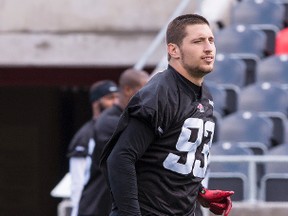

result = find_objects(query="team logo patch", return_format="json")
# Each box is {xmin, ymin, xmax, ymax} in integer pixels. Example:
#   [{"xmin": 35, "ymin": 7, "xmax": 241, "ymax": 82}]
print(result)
[{"xmin": 197, "ymin": 103, "xmax": 205, "ymax": 112}]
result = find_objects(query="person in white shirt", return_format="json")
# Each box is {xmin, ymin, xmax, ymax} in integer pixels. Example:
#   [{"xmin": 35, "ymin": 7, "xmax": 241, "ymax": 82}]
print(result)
[{"xmin": 66, "ymin": 80, "xmax": 119, "ymax": 216}]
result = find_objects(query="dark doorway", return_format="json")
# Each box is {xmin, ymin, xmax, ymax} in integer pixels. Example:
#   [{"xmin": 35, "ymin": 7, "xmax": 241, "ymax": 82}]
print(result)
[{"xmin": 0, "ymin": 65, "xmax": 153, "ymax": 216}]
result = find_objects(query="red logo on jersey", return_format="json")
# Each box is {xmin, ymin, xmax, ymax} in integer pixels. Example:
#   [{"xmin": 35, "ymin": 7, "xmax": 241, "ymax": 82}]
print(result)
[{"xmin": 197, "ymin": 103, "xmax": 204, "ymax": 112}]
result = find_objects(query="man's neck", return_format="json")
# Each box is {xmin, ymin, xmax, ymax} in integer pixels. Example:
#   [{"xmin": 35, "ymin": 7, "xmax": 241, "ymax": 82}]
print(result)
[{"xmin": 169, "ymin": 62, "xmax": 203, "ymax": 86}]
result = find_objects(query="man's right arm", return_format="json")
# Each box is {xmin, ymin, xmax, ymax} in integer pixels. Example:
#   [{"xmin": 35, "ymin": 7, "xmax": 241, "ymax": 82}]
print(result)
[{"xmin": 106, "ymin": 117, "xmax": 154, "ymax": 215}]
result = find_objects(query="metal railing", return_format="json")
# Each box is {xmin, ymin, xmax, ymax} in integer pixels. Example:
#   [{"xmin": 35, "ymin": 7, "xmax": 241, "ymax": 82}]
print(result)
[
  {"xmin": 210, "ymin": 155, "xmax": 288, "ymax": 203},
  {"xmin": 133, "ymin": 0, "xmax": 195, "ymax": 70}
]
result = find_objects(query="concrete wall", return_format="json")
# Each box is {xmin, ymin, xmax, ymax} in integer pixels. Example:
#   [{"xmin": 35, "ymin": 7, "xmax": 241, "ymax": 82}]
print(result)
[
  {"xmin": 0, "ymin": 0, "xmax": 195, "ymax": 32},
  {"xmin": 223, "ymin": 202, "xmax": 288, "ymax": 216},
  {"xmin": 0, "ymin": 0, "xmax": 198, "ymax": 66},
  {"xmin": 201, "ymin": 202, "xmax": 288, "ymax": 216}
]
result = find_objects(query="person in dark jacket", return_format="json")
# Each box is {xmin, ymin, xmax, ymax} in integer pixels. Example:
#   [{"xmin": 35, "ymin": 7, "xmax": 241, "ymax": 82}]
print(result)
[
  {"xmin": 78, "ymin": 68, "xmax": 149, "ymax": 216},
  {"xmin": 67, "ymin": 80, "xmax": 119, "ymax": 216}
]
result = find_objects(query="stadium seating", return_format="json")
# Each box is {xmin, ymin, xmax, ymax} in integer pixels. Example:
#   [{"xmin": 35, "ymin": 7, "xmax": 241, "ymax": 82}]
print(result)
[
  {"xmin": 214, "ymin": 24, "xmax": 267, "ymax": 58},
  {"xmin": 218, "ymin": 111, "xmax": 274, "ymax": 148},
  {"xmin": 221, "ymin": 84, "xmax": 240, "ymax": 115},
  {"xmin": 237, "ymin": 55, "xmax": 260, "ymax": 85},
  {"xmin": 275, "ymin": 0, "xmax": 288, "ymax": 27},
  {"xmin": 238, "ymin": 82, "xmax": 288, "ymax": 116},
  {"xmin": 204, "ymin": 82, "xmax": 227, "ymax": 142},
  {"xmin": 231, "ymin": 0, "xmax": 286, "ymax": 55},
  {"xmin": 208, "ymin": 141, "xmax": 253, "ymax": 201},
  {"xmin": 256, "ymin": 54, "xmax": 288, "ymax": 83},
  {"xmin": 208, "ymin": 172, "xmax": 249, "ymax": 201},
  {"xmin": 265, "ymin": 143, "xmax": 288, "ymax": 173},
  {"xmin": 236, "ymin": 141, "xmax": 268, "ymax": 156},
  {"xmin": 238, "ymin": 82, "xmax": 288, "ymax": 145},
  {"xmin": 250, "ymin": 25, "xmax": 279, "ymax": 56},
  {"xmin": 205, "ymin": 82, "xmax": 227, "ymax": 116},
  {"xmin": 212, "ymin": 111, "xmax": 222, "ymax": 143},
  {"xmin": 260, "ymin": 174, "xmax": 288, "ymax": 201},
  {"xmin": 201, "ymin": 0, "xmax": 288, "ymax": 206},
  {"xmin": 211, "ymin": 140, "xmax": 268, "ymax": 188},
  {"xmin": 231, "ymin": 0, "xmax": 285, "ymax": 29},
  {"xmin": 214, "ymin": 25, "xmax": 265, "ymax": 85},
  {"xmin": 210, "ymin": 141, "xmax": 253, "ymax": 175},
  {"xmin": 206, "ymin": 81, "xmax": 240, "ymax": 116},
  {"xmin": 260, "ymin": 143, "xmax": 288, "ymax": 201},
  {"xmin": 206, "ymin": 53, "xmax": 247, "ymax": 87}
]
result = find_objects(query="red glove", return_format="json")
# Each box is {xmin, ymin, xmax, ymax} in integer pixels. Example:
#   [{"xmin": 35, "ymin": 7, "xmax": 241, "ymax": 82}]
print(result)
[{"xmin": 197, "ymin": 187, "xmax": 234, "ymax": 216}]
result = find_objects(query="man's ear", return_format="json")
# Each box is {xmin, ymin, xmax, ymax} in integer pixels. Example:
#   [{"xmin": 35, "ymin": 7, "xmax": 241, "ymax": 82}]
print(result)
[
  {"xmin": 123, "ymin": 85, "xmax": 133, "ymax": 96},
  {"xmin": 167, "ymin": 43, "xmax": 180, "ymax": 59}
]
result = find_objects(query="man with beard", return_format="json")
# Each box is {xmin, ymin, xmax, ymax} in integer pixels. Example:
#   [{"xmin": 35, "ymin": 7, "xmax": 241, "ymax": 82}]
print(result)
[
  {"xmin": 67, "ymin": 80, "xmax": 119, "ymax": 216},
  {"xmin": 78, "ymin": 68, "xmax": 149, "ymax": 216},
  {"xmin": 101, "ymin": 14, "xmax": 234, "ymax": 216}
]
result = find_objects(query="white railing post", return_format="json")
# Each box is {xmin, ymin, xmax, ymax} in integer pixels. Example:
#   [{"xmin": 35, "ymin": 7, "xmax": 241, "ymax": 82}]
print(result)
[
  {"xmin": 248, "ymin": 160, "xmax": 257, "ymax": 203},
  {"xmin": 133, "ymin": 0, "xmax": 192, "ymax": 70}
]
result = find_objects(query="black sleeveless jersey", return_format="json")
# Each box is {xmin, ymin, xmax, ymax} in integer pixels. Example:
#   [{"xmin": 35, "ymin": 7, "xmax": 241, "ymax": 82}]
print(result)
[{"xmin": 101, "ymin": 65, "xmax": 215, "ymax": 215}]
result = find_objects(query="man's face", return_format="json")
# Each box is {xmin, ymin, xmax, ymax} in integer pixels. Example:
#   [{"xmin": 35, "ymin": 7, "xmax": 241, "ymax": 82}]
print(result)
[
  {"xmin": 178, "ymin": 24, "xmax": 216, "ymax": 78},
  {"xmin": 98, "ymin": 92, "xmax": 119, "ymax": 112}
]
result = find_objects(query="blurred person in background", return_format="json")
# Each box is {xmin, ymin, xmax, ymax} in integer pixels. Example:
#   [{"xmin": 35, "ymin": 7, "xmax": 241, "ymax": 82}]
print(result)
[
  {"xmin": 67, "ymin": 80, "xmax": 119, "ymax": 216},
  {"xmin": 78, "ymin": 68, "xmax": 150, "ymax": 216}
]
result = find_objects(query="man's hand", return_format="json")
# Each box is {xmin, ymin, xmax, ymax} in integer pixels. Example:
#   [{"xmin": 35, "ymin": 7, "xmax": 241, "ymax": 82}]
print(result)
[{"xmin": 197, "ymin": 187, "xmax": 234, "ymax": 216}]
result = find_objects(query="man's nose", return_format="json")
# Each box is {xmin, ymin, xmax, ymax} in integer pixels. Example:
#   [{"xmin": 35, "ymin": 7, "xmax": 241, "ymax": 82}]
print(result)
[{"xmin": 204, "ymin": 41, "xmax": 214, "ymax": 52}]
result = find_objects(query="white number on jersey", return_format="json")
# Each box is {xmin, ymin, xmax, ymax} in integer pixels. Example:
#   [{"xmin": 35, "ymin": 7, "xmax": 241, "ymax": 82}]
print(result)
[{"xmin": 163, "ymin": 118, "xmax": 214, "ymax": 177}]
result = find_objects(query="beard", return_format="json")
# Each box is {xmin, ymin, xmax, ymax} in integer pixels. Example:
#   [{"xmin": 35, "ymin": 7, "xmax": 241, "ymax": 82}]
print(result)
[
  {"xmin": 180, "ymin": 52, "xmax": 213, "ymax": 78},
  {"xmin": 98, "ymin": 102, "xmax": 107, "ymax": 112}
]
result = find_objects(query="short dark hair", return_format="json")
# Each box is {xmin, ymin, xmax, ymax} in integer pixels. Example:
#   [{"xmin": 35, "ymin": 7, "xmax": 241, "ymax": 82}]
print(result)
[
  {"xmin": 119, "ymin": 68, "xmax": 149, "ymax": 90},
  {"xmin": 166, "ymin": 14, "xmax": 210, "ymax": 53}
]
